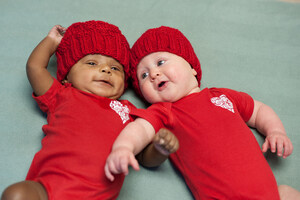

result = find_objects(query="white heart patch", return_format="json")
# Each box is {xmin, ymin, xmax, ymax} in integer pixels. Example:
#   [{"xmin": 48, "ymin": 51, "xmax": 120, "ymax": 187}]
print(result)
[
  {"xmin": 211, "ymin": 94, "xmax": 235, "ymax": 113},
  {"xmin": 110, "ymin": 100, "xmax": 130, "ymax": 124}
]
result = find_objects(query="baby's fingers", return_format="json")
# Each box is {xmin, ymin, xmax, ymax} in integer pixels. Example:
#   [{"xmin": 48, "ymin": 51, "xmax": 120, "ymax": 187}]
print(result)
[
  {"xmin": 263, "ymin": 136, "xmax": 294, "ymax": 158},
  {"xmin": 165, "ymin": 137, "xmax": 179, "ymax": 153},
  {"xmin": 267, "ymin": 137, "xmax": 278, "ymax": 153},
  {"xmin": 262, "ymin": 140, "xmax": 270, "ymax": 153},
  {"xmin": 128, "ymin": 154, "xmax": 140, "ymax": 171},
  {"xmin": 157, "ymin": 128, "xmax": 168, "ymax": 138},
  {"xmin": 276, "ymin": 138, "xmax": 284, "ymax": 157},
  {"xmin": 154, "ymin": 129, "xmax": 169, "ymax": 144},
  {"xmin": 119, "ymin": 157, "xmax": 130, "ymax": 176},
  {"xmin": 170, "ymin": 139, "xmax": 179, "ymax": 153},
  {"xmin": 56, "ymin": 25, "xmax": 66, "ymax": 35},
  {"xmin": 282, "ymin": 139, "xmax": 293, "ymax": 158},
  {"xmin": 119, "ymin": 154, "xmax": 139, "ymax": 176},
  {"xmin": 104, "ymin": 163, "xmax": 115, "ymax": 182}
]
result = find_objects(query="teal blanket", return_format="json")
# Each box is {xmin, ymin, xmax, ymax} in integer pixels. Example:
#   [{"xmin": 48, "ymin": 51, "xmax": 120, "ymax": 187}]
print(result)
[{"xmin": 1, "ymin": 0, "xmax": 299, "ymax": 199}]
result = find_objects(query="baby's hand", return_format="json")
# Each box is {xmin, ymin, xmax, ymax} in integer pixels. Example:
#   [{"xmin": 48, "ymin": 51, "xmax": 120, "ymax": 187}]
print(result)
[
  {"xmin": 153, "ymin": 128, "xmax": 179, "ymax": 156},
  {"xmin": 47, "ymin": 25, "xmax": 66, "ymax": 46},
  {"xmin": 104, "ymin": 147, "xmax": 140, "ymax": 182},
  {"xmin": 262, "ymin": 131, "xmax": 293, "ymax": 158}
]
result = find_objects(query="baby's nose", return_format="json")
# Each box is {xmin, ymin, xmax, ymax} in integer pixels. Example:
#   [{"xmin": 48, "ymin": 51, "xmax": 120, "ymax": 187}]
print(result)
[
  {"xmin": 149, "ymin": 68, "xmax": 160, "ymax": 79},
  {"xmin": 100, "ymin": 65, "xmax": 111, "ymax": 74}
]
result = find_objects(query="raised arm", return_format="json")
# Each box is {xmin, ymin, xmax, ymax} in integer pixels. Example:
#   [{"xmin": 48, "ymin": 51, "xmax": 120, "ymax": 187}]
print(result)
[
  {"xmin": 247, "ymin": 100, "xmax": 293, "ymax": 158},
  {"xmin": 104, "ymin": 118, "xmax": 155, "ymax": 181},
  {"xmin": 26, "ymin": 25, "xmax": 66, "ymax": 96}
]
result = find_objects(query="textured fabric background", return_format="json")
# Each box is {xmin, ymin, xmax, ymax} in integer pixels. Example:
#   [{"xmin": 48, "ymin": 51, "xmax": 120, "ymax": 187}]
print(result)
[{"xmin": 0, "ymin": 0, "xmax": 299, "ymax": 199}]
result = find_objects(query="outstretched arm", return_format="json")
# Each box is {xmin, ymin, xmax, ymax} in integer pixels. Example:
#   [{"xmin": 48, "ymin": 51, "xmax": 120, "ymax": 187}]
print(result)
[
  {"xmin": 247, "ymin": 100, "xmax": 293, "ymax": 158},
  {"xmin": 26, "ymin": 25, "xmax": 66, "ymax": 96},
  {"xmin": 105, "ymin": 118, "xmax": 155, "ymax": 181},
  {"xmin": 136, "ymin": 128, "xmax": 179, "ymax": 168}
]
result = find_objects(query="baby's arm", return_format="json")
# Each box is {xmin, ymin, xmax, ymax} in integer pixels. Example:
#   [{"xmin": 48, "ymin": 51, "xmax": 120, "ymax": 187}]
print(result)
[
  {"xmin": 247, "ymin": 100, "xmax": 293, "ymax": 158},
  {"xmin": 26, "ymin": 25, "xmax": 66, "ymax": 96},
  {"xmin": 105, "ymin": 118, "xmax": 155, "ymax": 181},
  {"xmin": 136, "ymin": 128, "xmax": 179, "ymax": 168}
]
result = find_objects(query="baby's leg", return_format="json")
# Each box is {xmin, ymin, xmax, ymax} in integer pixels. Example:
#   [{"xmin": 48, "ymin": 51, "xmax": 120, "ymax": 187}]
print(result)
[
  {"xmin": 1, "ymin": 181, "xmax": 48, "ymax": 200},
  {"xmin": 278, "ymin": 185, "xmax": 300, "ymax": 200}
]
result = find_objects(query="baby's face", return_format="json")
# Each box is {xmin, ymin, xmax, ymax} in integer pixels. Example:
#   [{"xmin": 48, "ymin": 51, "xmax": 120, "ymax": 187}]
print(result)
[
  {"xmin": 66, "ymin": 54, "xmax": 125, "ymax": 99},
  {"xmin": 136, "ymin": 52, "xmax": 199, "ymax": 104}
]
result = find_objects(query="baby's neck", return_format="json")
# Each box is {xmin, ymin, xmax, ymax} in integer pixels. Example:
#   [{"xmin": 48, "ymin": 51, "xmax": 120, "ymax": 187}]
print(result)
[{"xmin": 187, "ymin": 86, "xmax": 201, "ymax": 96}]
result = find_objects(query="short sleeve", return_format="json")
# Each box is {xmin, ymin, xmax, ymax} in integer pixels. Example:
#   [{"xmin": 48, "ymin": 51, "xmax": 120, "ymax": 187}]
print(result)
[
  {"xmin": 119, "ymin": 99, "xmax": 137, "ymax": 122},
  {"xmin": 130, "ymin": 102, "xmax": 173, "ymax": 132},
  {"xmin": 32, "ymin": 78, "xmax": 62, "ymax": 113},
  {"xmin": 218, "ymin": 88, "xmax": 254, "ymax": 122}
]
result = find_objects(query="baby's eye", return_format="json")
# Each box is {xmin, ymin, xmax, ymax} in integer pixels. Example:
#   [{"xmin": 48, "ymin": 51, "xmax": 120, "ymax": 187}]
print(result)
[
  {"xmin": 141, "ymin": 72, "xmax": 149, "ymax": 79},
  {"xmin": 111, "ymin": 66, "xmax": 120, "ymax": 71},
  {"xmin": 87, "ymin": 62, "xmax": 96, "ymax": 66},
  {"xmin": 157, "ymin": 60, "xmax": 165, "ymax": 66}
]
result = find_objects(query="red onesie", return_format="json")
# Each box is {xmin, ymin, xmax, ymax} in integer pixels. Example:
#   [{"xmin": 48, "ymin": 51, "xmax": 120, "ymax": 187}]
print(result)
[
  {"xmin": 26, "ymin": 78, "xmax": 135, "ymax": 200},
  {"xmin": 131, "ymin": 88, "xmax": 280, "ymax": 200}
]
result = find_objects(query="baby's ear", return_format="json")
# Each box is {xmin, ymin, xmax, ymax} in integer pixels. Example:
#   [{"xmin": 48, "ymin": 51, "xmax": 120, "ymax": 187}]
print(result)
[{"xmin": 192, "ymin": 68, "xmax": 197, "ymax": 76}]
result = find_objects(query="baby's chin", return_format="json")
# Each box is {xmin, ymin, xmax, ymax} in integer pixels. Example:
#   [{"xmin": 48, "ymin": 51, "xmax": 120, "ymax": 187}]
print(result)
[
  {"xmin": 144, "ymin": 97, "xmax": 158, "ymax": 104},
  {"xmin": 143, "ymin": 94, "xmax": 160, "ymax": 104}
]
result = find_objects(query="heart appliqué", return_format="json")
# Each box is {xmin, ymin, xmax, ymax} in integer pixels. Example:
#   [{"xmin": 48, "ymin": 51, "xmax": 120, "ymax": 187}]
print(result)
[
  {"xmin": 110, "ymin": 100, "xmax": 130, "ymax": 124},
  {"xmin": 211, "ymin": 94, "xmax": 235, "ymax": 113}
]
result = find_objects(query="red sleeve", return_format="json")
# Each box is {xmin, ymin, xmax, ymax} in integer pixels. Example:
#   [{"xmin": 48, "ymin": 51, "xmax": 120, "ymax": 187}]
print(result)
[
  {"xmin": 130, "ymin": 102, "xmax": 173, "ymax": 132},
  {"xmin": 32, "ymin": 78, "xmax": 62, "ymax": 113},
  {"xmin": 119, "ymin": 99, "xmax": 137, "ymax": 122},
  {"xmin": 217, "ymin": 88, "xmax": 254, "ymax": 122}
]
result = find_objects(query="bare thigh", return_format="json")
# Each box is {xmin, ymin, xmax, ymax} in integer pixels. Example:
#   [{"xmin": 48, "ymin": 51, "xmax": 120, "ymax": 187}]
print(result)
[
  {"xmin": 1, "ymin": 181, "xmax": 48, "ymax": 200},
  {"xmin": 278, "ymin": 185, "xmax": 300, "ymax": 200}
]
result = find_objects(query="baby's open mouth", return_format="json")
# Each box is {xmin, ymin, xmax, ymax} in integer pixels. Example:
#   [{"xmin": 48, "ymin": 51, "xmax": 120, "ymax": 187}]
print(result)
[{"xmin": 158, "ymin": 81, "xmax": 166, "ymax": 88}]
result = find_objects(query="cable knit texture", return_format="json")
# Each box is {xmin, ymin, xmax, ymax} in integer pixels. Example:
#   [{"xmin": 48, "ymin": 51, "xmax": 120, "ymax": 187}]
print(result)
[
  {"xmin": 130, "ymin": 26, "xmax": 202, "ymax": 98},
  {"xmin": 56, "ymin": 20, "xmax": 130, "ymax": 88}
]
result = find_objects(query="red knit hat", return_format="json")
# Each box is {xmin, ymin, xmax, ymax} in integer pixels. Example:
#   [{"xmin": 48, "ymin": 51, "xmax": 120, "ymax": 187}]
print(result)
[
  {"xmin": 56, "ymin": 20, "xmax": 130, "ymax": 88},
  {"xmin": 130, "ymin": 26, "xmax": 202, "ymax": 98}
]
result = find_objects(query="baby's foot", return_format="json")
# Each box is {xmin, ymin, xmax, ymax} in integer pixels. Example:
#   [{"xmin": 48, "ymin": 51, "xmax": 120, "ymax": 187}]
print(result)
[{"xmin": 153, "ymin": 128, "xmax": 179, "ymax": 156}]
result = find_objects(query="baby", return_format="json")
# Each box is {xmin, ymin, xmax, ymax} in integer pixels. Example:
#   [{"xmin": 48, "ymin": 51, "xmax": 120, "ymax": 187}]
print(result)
[
  {"xmin": 1, "ymin": 21, "xmax": 178, "ymax": 200},
  {"xmin": 105, "ymin": 26, "xmax": 300, "ymax": 199}
]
